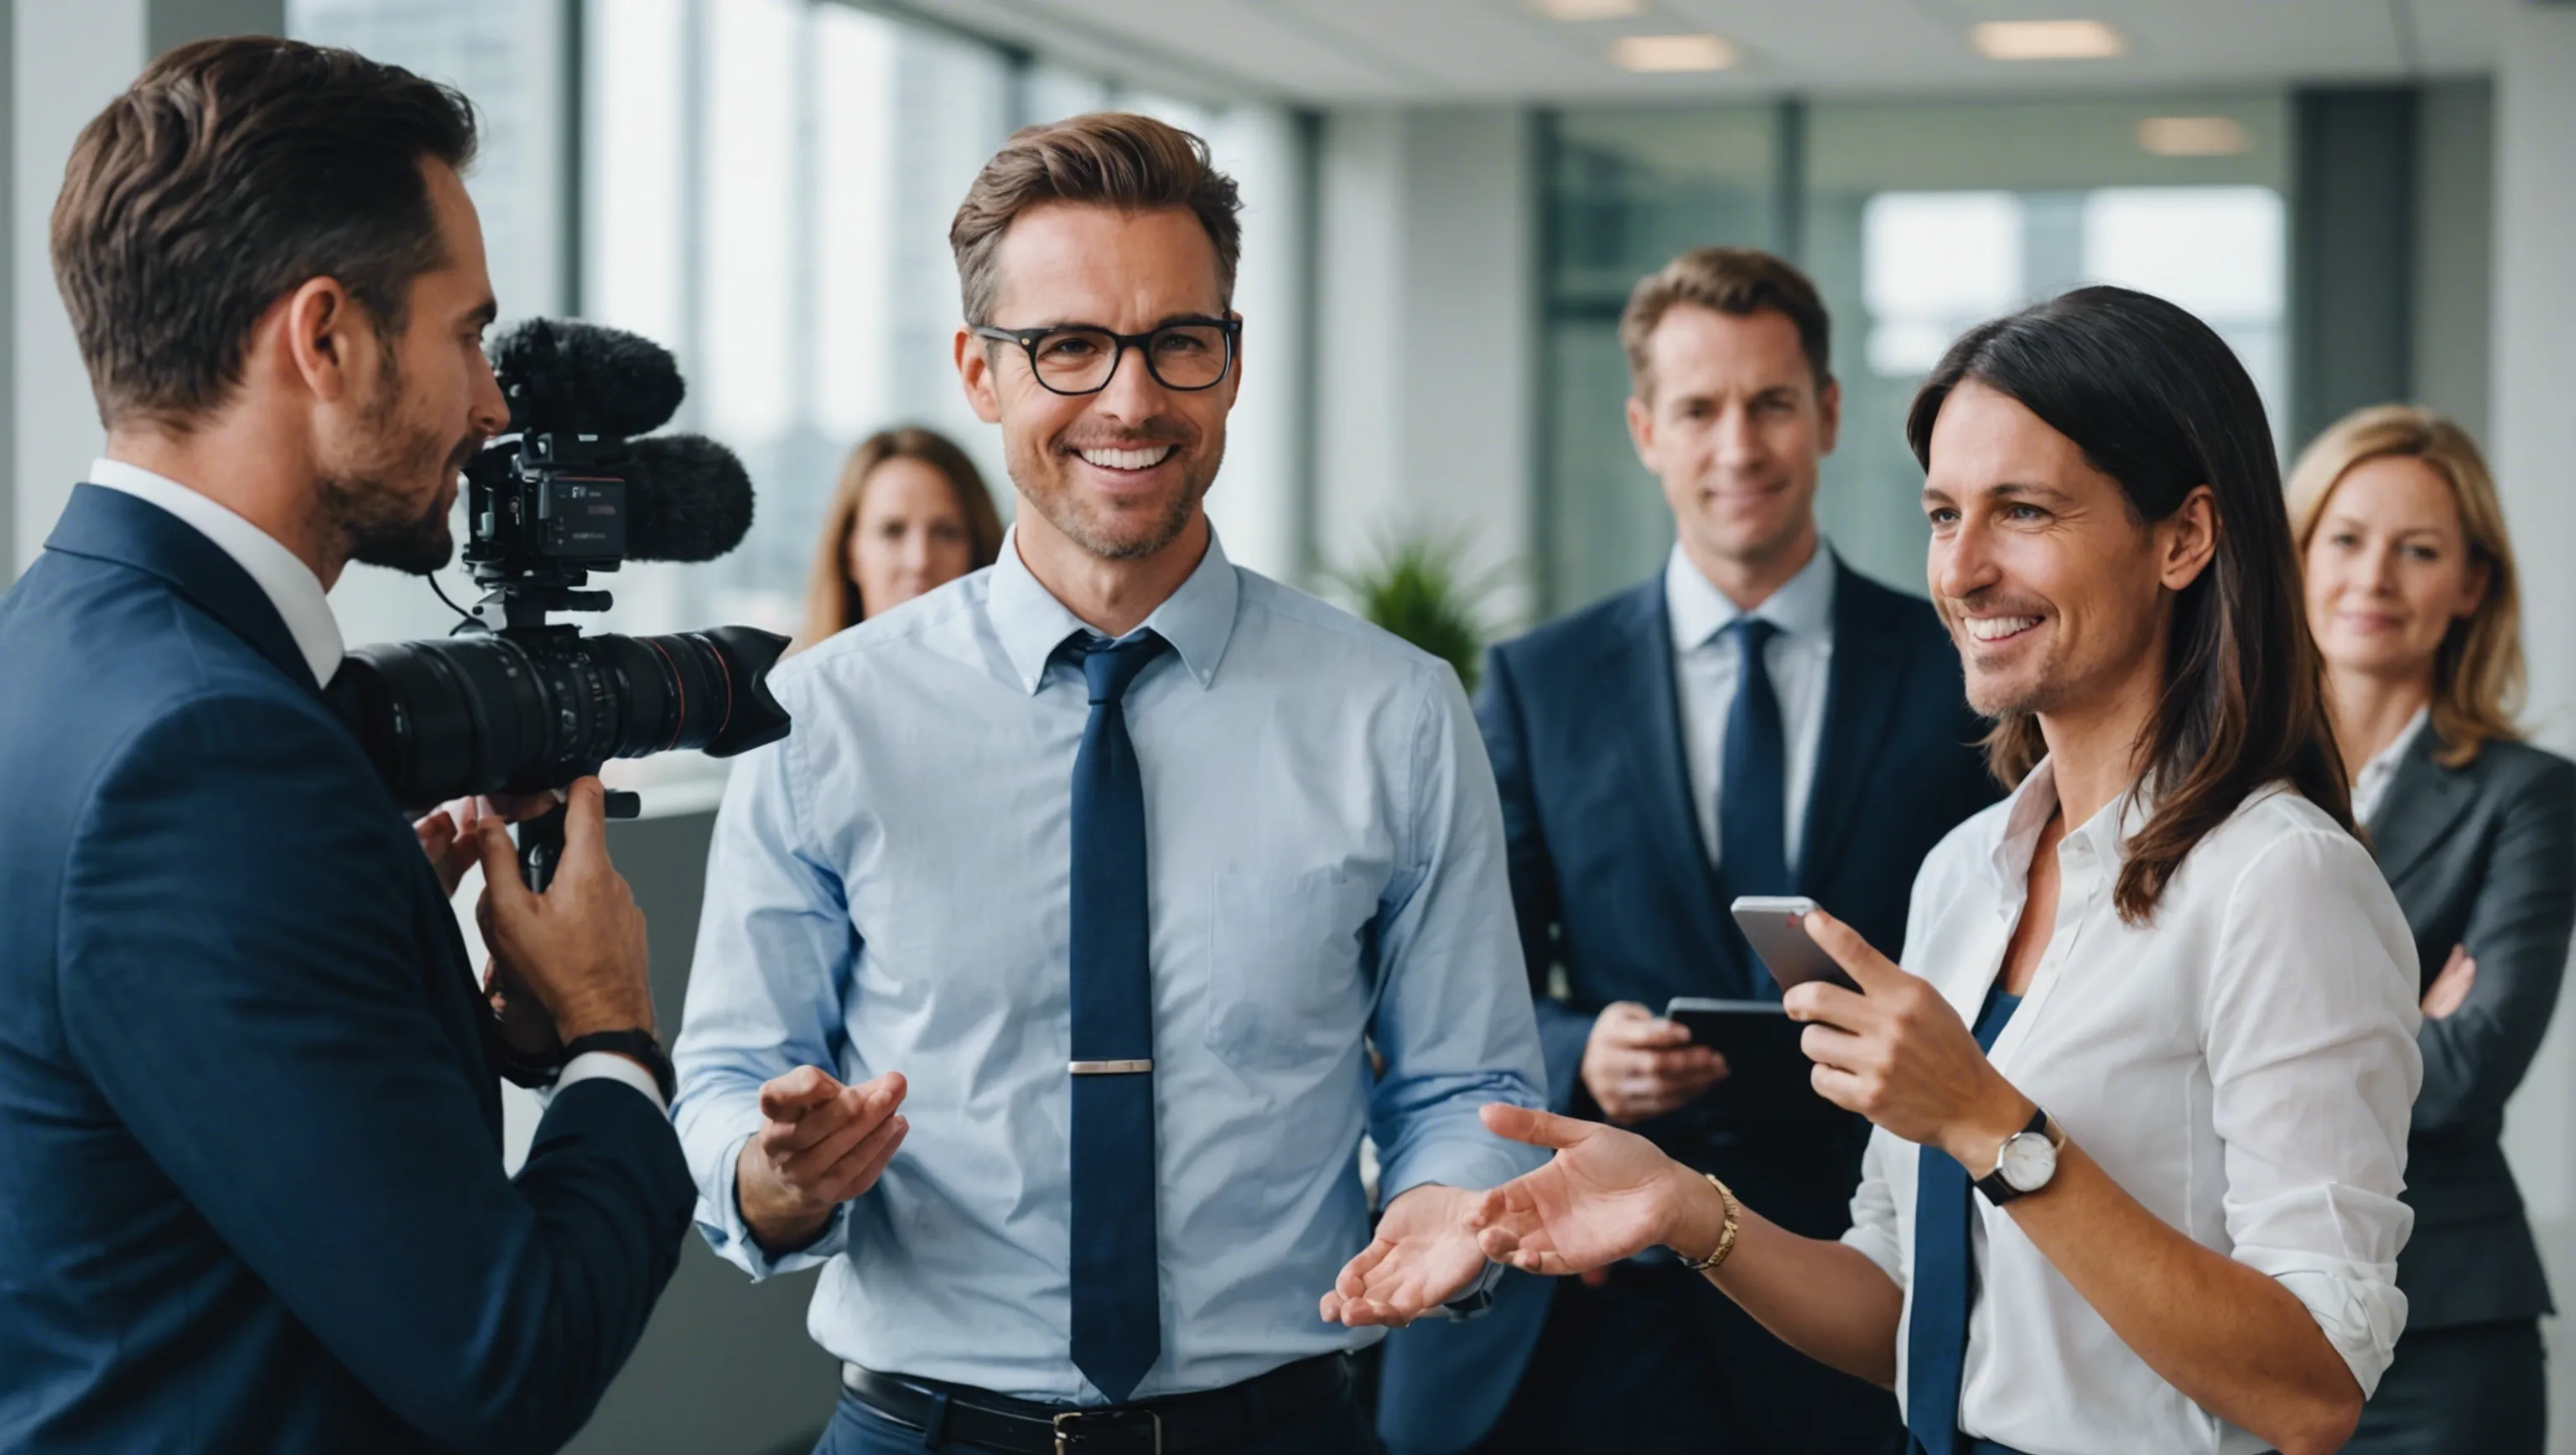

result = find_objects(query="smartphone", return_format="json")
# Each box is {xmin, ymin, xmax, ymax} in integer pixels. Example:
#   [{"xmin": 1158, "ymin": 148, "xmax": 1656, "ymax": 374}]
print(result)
[{"xmin": 1727, "ymin": 895, "xmax": 1847, "ymax": 992}]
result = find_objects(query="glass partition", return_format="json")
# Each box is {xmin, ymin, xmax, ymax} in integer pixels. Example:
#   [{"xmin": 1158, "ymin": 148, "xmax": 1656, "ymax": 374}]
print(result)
[
  {"xmin": 1540, "ymin": 107, "xmax": 1778, "ymax": 614},
  {"xmin": 1536, "ymin": 93, "xmax": 2289, "ymax": 615}
]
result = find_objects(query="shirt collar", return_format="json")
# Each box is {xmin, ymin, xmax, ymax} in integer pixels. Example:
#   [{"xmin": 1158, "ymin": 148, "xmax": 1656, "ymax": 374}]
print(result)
[
  {"xmin": 86, "ymin": 457, "xmax": 345, "ymax": 687},
  {"xmin": 1664, "ymin": 538, "xmax": 1836, "ymax": 652},
  {"xmin": 2360, "ymin": 706, "xmax": 2432, "ymax": 780},
  {"xmin": 986, "ymin": 523, "xmax": 1239, "ymax": 695},
  {"xmin": 1982, "ymin": 753, "xmax": 2156, "ymax": 892}
]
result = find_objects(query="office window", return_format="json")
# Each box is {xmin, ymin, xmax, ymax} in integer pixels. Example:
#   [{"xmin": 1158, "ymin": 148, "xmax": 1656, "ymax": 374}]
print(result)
[
  {"xmin": 1805, "ymin": 96, "xmax": 2290, "ymax": 596},
  {"xmin": 580, "ymin": 0, "xmax": 1012, "ymax": 665}
]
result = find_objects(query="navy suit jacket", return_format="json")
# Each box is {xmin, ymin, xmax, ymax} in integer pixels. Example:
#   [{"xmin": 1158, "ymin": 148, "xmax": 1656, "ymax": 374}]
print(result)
[
  {"xmin": 1379, "ymin": 559, "xmax": 1997, "ymax": 1452},
  {"xmin": 0, "ymin": 485, "xmax": 695, "ymax": 1454}
]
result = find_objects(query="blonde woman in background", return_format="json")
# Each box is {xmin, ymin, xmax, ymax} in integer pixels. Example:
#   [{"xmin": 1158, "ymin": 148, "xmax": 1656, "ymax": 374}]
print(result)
[
  {"xmin": 2290, "ymin": 404, "xmax": 2573, "ymax": 1455},
  {"xmin": 794, "ymin": 427, "xmax": 1005, "ymax": 652}
]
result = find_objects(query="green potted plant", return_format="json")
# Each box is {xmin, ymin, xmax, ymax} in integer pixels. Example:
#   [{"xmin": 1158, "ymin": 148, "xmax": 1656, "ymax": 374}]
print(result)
[{"xmin": 1332, "ymin": 533, "xmax": 1509, "ymax": 695}]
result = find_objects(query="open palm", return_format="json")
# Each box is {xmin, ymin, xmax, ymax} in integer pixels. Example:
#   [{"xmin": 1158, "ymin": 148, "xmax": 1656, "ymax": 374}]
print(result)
[
  {"xmin": 1468, "ymin": 1104, "xmax": 1682, "ymax": 1276},
  {"xmin": 1321, "ymin": 1183, "xmax": 1490, "ymax": 1327}
]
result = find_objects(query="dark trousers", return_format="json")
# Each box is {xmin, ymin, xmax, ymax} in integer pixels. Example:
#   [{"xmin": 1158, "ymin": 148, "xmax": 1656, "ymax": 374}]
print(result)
[
  {"xmin": 2348, "ymin": 1317, "xmax": 2546, "ymax": 1455},
  {"xmin": 815, "ymin": 1387, "xmax": 1380, "ymax": 1455},
  {"xmin": 1469, "ymin": 1261, "xmax": 1903, "ymax": 1455}
]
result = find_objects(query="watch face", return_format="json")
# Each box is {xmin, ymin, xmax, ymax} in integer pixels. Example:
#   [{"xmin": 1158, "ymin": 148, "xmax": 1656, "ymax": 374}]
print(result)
[{"xmin": 1997, "ymin": 1131, "xmax": 2058, "ymax": 1193}]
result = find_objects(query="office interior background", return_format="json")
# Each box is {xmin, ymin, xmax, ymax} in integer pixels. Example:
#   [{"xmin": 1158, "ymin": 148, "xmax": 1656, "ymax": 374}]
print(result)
[{"xmin": 4, "ymin": 0, "xmax": 2572, "ymax": 1450}]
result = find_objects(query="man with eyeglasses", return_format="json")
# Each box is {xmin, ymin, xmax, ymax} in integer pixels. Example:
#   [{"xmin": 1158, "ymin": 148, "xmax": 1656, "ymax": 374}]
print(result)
[{"xmin": 671, "ymin": 112, "xmax": 1547, "ymax": 1455}]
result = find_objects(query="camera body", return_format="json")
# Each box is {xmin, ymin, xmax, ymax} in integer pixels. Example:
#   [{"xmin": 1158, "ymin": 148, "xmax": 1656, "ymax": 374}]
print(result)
[
  {"xmin": 466, "ymin": 430, "xmax": 630, "ymax": 584},
  {"xmin": 331, "ymin": 320, "xmax": 788, "ymax": 815}
]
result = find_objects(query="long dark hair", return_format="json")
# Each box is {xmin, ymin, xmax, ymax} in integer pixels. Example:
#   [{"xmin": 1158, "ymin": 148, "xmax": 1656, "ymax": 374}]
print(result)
[{"xmin": 1907, "ymin": 286, "xmax": 2352, "ymax": 923}]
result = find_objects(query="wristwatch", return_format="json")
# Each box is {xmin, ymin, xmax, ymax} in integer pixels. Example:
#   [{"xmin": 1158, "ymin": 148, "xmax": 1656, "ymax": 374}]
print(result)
[
  {"xmin": 1972, "ymin": 1107, "xmax": 2064, "ymax": 1206},
  {"xmin": 558, "ymin": 1029, "xmax": 678, "ymax": 1104}
]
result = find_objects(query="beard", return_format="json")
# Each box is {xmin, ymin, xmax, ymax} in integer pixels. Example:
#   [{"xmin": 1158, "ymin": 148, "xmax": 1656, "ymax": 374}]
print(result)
[
  {"xmin": 1009, "ymin": 424, "xmax": 1221, "ymax": 563},
  {"xmin": 319, "ymin": 361, "xmax": 480, "ymax": 576}
]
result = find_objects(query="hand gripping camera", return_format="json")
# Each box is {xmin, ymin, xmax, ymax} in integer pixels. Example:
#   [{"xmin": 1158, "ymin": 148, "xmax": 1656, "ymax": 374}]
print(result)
[{"xmin": 330, "ymin": 320, "xmax": 792, "ymax": 888}]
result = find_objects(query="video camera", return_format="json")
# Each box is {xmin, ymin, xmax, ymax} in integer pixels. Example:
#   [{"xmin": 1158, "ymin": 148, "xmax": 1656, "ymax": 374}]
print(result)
[{"xmin": 330, "ymin": 319, "xmax": 792, "ymax": 888}]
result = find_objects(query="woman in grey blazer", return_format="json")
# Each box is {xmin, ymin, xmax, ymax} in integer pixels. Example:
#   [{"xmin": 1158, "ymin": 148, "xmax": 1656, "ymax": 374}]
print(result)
[{"xmin": 2291, "ymin": 404, "xmax": 2576, "ymax": 1455}]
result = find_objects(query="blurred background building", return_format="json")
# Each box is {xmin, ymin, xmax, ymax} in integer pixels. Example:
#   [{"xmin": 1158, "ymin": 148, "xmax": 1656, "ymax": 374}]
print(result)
[{"xmin": 4, "ymin": 2, "xmax": 2572, "ymax": 1451}]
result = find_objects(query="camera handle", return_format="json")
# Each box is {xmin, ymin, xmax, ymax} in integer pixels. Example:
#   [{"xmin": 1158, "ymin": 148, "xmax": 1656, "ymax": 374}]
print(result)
[{"xmin": 517, "ymin": 788, "xmax": 644, "ymax": 893}]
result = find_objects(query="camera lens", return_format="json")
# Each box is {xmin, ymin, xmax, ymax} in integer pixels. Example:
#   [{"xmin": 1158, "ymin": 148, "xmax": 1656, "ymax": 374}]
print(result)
[{"xmin": 332, "ymin": 626, "xmax": 791, "ymax": 810}]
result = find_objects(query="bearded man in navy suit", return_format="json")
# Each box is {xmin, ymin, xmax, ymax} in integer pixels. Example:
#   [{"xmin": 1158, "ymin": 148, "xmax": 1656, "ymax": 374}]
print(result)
[
  {"xmin": 1379, "ymin": 248, "xmax": 1998, "ymax": 1455},
  {"xmin": 0, "ymin": 39, "xmax": 693, "ymax": 1453}
]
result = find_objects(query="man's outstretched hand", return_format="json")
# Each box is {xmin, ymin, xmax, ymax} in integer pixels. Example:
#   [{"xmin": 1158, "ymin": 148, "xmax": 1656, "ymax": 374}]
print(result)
[{"xmin": 1320, "ymin": 1183, "xmax": 1491, "ymax": 1328}]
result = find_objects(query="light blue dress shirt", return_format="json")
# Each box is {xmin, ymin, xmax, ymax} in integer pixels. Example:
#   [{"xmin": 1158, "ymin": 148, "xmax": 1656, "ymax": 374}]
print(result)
[{"xmin": 673, "ymin": 528, "xmax": 1547, "ymax": 1403}]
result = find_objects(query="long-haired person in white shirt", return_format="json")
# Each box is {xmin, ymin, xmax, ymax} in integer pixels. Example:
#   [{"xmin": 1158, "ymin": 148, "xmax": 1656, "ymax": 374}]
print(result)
[{"xmin": 1463, "ymin": 285, "xmax": 2422, "ymax": 1455}]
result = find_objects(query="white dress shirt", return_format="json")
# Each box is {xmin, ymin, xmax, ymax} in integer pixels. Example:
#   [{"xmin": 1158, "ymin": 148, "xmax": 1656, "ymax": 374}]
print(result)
[
  {"xmin": 1841, "ymin": 760, "xmax": 2421, "ymax": 1455},
  {"xmin": 1666, "ymin": 541, "xmax": 1836, "ymax": 872},
  {"xmin": 84, "ymin": 458, "xmax": 665, "ymax": 1114},
  {"xmin": 2350, "ymin": 705, "xmax": 2431, "ymax": 827}
]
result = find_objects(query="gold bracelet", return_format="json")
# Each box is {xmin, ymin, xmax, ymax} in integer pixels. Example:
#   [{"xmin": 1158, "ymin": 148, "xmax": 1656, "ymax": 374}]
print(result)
[{"xmin": 1677, "ymin": 1172, "xmax": 1739, "ymax": 1274}]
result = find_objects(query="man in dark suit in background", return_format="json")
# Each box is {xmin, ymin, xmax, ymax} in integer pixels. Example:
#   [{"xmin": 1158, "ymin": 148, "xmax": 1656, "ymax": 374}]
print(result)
[
  {"xmin": 0, "ymin": 39, "xmax": 693, "ymax": 1453},
  {"xmin": 1379, "ymin": 248, "xmax": 1997, "ymax": 1455}
]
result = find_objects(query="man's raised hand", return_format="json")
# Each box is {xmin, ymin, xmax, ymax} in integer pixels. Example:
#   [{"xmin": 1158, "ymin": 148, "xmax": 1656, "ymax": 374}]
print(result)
[{"xmin": 735, "ymin": 1065, "xmax": 909, "ymax": 1256}]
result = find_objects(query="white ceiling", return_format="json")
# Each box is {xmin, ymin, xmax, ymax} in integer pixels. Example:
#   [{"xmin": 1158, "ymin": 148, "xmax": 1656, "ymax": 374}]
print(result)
[{"xmin": 886, "ymin": 0, "xmax": 2507, "ymax": 106}]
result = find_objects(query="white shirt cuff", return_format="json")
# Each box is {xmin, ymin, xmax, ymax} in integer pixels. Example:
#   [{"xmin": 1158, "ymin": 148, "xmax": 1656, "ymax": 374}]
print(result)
[
  {"xmin": 558, "ymin": 1048, "xmax": 668, "ymax": 1115},
  {"xmin": 2238, "ymin": 1247, "xmax": 2407, "ymax": 1397}
]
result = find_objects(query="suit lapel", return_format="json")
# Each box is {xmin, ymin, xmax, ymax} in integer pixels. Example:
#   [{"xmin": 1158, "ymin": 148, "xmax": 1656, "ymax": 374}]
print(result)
[
  {"xmin": 44, "ymin": 483, "xmax": 321, "ymax": 695},
  {"xmin": 1800, "ymin": 562, "xmax": 1909, "ymax": 888},
  {"xmin": 1598, "ymin": 583, "xmax": 1741, "ymax": 981},
  {"xmin": 2369, "ymin": 729, "xmax": 2474, "ymax": 885}
]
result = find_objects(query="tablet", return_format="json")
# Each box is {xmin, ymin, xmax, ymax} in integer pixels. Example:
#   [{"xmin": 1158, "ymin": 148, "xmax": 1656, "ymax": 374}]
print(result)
[{"xmin": 1663, "ymin": 996, "xmax": 1819, "ymax": 1109}]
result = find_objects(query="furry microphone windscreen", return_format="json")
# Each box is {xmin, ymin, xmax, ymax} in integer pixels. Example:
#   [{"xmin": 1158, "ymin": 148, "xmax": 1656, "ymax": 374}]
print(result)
[
  {"xmin": 624, "ymin": 434, "xmax": 755, "ymax": 563},
  {"xmin": 488, "ymin": 318, "xmax": 686, "ymax": 439}
]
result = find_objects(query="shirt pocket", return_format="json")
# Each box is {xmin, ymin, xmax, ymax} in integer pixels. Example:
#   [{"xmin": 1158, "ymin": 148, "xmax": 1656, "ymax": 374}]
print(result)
[{"xmin": 1204, "ymin": 867, "xmax": 1379, "ymax": 1072}]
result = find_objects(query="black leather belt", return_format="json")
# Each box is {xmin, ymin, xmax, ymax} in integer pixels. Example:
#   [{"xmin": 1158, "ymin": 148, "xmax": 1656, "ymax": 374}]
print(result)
[{"xmin": 839, "ymin": 1354, "xmax": 1352, "ymax": 1454}]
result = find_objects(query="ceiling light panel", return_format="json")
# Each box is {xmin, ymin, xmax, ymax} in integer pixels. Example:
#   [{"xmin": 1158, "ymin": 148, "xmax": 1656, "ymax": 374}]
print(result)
[
  {"xmin": 1612, "ymin": 33, "xmax": 1737, "ymax": 72},
  {"xmin": 1534, "ymin": 0, "xmax": 1647, "ymax": 19},
  {"xmin": 1971, "ymin": 19, "xmax": 2127, "ymax": 60},
  {"xmin": 2136, "ymin": 116, "xmax": 2252, "ymax": 157}
]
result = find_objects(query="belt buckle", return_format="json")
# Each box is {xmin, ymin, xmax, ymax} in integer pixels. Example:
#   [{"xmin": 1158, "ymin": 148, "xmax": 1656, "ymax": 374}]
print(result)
[{"xmin": 1052, "ymin": 1406, "xmax": 1161, "ymax": 1454}]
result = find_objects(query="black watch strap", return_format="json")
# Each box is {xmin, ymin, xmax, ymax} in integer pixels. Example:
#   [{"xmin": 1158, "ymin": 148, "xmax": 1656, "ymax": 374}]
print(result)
[
  {"xmin": 560, "ymin": 1029, "xmax": 677, "ymax": 1104},
  {"xmin": 1972, "ymin": 1106, "xmax": 2053, "ymax": 1206}
]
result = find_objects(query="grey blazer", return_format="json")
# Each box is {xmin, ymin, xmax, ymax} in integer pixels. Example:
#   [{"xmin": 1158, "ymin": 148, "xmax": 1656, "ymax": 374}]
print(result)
[{"xmin": 2369, "ymin": 729, "xmax": 2576, "ymax": 1332}]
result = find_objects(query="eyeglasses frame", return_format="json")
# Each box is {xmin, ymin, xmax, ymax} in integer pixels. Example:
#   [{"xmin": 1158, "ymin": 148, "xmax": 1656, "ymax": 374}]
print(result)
[{"xmin": 970, "ymin": 316, "xmax": 1242, "ymax": 397}]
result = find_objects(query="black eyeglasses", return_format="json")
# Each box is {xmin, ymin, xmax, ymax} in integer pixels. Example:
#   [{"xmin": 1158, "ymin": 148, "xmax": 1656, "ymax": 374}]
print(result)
[{"xmin": 972, "ymin": 317, "xmax": 1240, "ymax": 396}]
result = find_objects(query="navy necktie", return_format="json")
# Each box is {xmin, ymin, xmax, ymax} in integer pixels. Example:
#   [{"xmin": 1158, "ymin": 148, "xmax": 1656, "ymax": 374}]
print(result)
[
  {"xmin": 1067, "ymin": 631, "xmax": 1168, "ymax": 1404},
  {"xmin": 1907, "ymin": 988, "xmax": 2022, "ymax": 1455},
  {"xmin": 1718, "ymin": 616, "xmax": 1790, "ymax": 902}
]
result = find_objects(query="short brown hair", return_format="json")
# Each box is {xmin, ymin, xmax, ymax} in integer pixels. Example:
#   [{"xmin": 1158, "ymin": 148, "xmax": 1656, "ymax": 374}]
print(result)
[
  {"xmin": 948, "ymin": 112, "xmax": 1242, "ymax": 328},
  {"xmin": 52, "ymin": 37, "xmax": 476, "ymax": 429},
  {"xmin": 796, "ymin": 427, "xmax": 1005, "ymax": 651},
  {"xmin": 1620, "ymin": 247, "xmax": 1831, "ymax": 398},
  {"xmin": 2287, "ymin": 404, "xmax": 2526, "ymax": 766}
]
